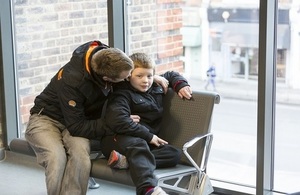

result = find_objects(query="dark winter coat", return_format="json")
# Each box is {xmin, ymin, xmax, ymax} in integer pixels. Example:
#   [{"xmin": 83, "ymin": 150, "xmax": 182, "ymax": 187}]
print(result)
[
  {"xmin": 30, "ymin": 40, "xmax": 111, "ymax": 139},
  {"xmin": 103, "ymin": 71, "xmax": 189, "ymax": 142}
]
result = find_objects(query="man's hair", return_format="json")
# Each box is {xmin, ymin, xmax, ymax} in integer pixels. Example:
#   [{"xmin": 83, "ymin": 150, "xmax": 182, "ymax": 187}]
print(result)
[
  {"xmin": 129, "ymin": 52, "xmax": 155, "ymax": 71},
  {"xmin": 91, "ymin": 48, "xmax": 133, "ymax": 79}
]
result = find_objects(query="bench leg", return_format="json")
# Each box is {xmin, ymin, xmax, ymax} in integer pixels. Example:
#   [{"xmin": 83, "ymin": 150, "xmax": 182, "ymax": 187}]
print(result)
[{"xmin": 88, "ymin": 177, "xmax": 100, "ymax": 189}]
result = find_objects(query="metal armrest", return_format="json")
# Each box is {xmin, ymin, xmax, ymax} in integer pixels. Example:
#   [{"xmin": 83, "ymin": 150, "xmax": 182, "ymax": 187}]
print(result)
[
  {"xmin": 182, "ymin": 133, "xmax": 213, "ymax": 189},
  {"xmin": 182, "ymin": 133, "xmax": 213, "ymax": 173}
]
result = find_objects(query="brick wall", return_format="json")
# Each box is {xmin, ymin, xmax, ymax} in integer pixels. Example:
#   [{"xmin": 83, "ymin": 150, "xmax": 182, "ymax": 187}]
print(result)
[
  {"xmin": 128, "ymin": 0, "xmax": 184, "ymax": 75},
  {"xmin": 14, "ymin": 0, "xmax": 184, "ymax": 132},
  {"xmin": 14, "ymin": 0, "xmax": 109, "ymax": 131}
]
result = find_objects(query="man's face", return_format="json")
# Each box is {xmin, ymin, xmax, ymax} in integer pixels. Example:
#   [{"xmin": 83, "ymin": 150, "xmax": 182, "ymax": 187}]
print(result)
[{"xmin": 105, "ymin": 70, "xmax": 132, "ymax": 83}]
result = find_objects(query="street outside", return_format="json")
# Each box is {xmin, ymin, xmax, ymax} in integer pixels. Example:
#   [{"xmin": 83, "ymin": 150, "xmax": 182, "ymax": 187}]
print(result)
[{"xmin": 189, "ymin": 78, "xmax": 300, "ymax": 194}]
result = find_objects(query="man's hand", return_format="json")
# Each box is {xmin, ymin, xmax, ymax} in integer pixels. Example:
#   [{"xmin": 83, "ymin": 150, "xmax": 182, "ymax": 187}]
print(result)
[
  {"xmin": 178, "ymin": 86, "xmax": 193, "ymax": 100},
  {"xmin": 150, "ymin": 135, "xmax": 168, "ymax": 147},
  {"xmin": 153, "ymin": 75, "xmax": 169, "ymax": 94},
  {"xmin": 130, "ymin": 115, "xmax": 140, "ymax": 123}
]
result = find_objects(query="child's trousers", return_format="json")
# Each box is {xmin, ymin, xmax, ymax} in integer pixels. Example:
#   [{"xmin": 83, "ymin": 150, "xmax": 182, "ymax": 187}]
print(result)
[{"xmin": 100, "ymin": 134, "xmax": 182, "ymax": 195}]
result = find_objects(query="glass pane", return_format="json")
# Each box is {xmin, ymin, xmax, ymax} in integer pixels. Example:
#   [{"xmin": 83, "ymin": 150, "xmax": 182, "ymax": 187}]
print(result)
[
  {"xmin": 206, "ymin": 6, "xmax": 259, "ymax": 186},
  {"xmin": 126, "ymin": 0, "xmax": 259, "ymax": 188},
  {"xmin": 13, "ymin": 0, "xmax": 109, "ymax": 137},
  {"xmin": 274, "ymin": 1, "xmax": 300, "ymax": 193}
]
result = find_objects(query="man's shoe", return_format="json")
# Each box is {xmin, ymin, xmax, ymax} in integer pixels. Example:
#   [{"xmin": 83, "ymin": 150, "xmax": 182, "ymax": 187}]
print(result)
[
  {"xmin": 145, "ymin": 186, "xmax": 168, "ymax": 195},
  {"xmin": 107, "ymin": 150, "xmax": 129, "ymax": 169}
]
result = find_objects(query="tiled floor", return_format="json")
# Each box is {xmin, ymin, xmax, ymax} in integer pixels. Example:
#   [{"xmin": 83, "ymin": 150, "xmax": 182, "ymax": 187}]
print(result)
[
  {"xmin": 1, "ymin": 150, "xmax": 220, "ymax": 195},
  {"xmin": 0, "ymin": 151, "xmax": 135, "ymax": 195}
]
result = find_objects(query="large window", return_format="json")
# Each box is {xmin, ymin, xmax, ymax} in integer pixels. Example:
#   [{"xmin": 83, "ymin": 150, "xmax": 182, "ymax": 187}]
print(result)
[
  {"xmin": 1, "ymin": 0, "xmax": 299, "ymax": 194},
  {"xmin": 125, "ymin": 0, "xmax": 299, "ymax": 194},
  {"xmin": 12, "ymin": 0, "xmax": 109, "ymax": 136},
  {"xmin": 125, "ymin": 0, "xmax": 259, "ymax": 189}
]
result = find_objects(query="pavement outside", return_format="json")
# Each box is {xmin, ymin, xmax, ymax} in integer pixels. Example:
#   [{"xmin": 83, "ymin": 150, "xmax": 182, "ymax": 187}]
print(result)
[{"xmin": 189, "ymin": 78, "xmax": 300, "ymax": 106}]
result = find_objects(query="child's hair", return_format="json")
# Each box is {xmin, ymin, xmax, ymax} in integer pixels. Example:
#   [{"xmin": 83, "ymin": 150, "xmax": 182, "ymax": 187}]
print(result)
[
  {"xmin": 91, "ymin": 48, "xmax": 133, "ymax": 79},
  {"xmin": 129, "ymin": 52, "xmax": 155, "ymax": 71}
]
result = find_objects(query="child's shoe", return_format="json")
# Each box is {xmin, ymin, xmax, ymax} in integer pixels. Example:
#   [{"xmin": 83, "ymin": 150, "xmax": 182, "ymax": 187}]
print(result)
[{"xmin": 107, "ymin": 150, "xmax": 129, "ymax": 169}]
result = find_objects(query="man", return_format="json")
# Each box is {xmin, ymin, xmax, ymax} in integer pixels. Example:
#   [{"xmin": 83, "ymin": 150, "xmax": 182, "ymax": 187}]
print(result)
[{"xmin": 25, "ymin": 40, "xmax": 133, "ymax": 195}]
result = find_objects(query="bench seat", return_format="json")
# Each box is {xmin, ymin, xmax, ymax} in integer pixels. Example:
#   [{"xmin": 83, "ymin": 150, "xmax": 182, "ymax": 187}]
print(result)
[
  {"xmin": 91, "ymin": 158, "xmax": 196, "ymax": 186},
  {"xmin": 9, "ymin": 89, "xmax": 220, "ymax": 195}
]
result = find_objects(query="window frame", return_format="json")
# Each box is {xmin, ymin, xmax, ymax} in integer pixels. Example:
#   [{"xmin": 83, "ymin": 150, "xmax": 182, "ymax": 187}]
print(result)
[
  {"xmin": 0, "ymin": 0, "xmax": 19, "ymax": 145},
  {"xmin": 256, "ymin": 0, "xmax": 277, "ymax": 194}
]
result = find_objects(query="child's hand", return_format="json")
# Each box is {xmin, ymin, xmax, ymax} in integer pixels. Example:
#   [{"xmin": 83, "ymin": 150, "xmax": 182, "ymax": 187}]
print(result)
[
  {"xmin": 178, "ymin": 86, "xmax": 192, "ymax": 100},
  {"xmin": 130, "ymin": 115, "xmax": 140, "ymax": 123},
  {"xmin": 150, "ymin": 135, "xmax": 168, "ymax": 147}
]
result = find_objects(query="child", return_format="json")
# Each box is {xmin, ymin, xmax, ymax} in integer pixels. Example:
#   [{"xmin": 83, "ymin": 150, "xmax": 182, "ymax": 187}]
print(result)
[{"xmin": 100, "ymin": 53, "xmax": 192, "ymax": 195}]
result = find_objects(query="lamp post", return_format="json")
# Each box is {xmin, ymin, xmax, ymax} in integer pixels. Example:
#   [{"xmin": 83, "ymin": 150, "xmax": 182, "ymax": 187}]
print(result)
[{"xmin": 222, "ymin": 11, "xmax": 230, "ymax": 23}]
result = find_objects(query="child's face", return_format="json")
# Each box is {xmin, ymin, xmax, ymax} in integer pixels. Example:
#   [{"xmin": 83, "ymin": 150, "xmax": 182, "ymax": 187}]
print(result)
[{"xmin": 129, "ymin": 67, "xmax": 154, "ymax": 92}]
